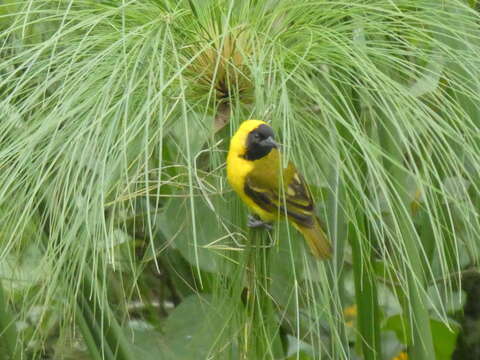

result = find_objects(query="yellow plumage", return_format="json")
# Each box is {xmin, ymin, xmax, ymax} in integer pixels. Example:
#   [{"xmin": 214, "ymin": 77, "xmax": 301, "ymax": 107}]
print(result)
[{"xmin": 227, "ymin": 120, "xmax": 332, "ymax": 259}]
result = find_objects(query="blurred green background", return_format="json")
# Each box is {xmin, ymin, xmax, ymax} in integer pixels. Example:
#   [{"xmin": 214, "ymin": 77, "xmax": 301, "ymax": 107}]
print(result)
[{"xmin": 1, "ymin": 0, "xmax": 480, "ymax": 359}]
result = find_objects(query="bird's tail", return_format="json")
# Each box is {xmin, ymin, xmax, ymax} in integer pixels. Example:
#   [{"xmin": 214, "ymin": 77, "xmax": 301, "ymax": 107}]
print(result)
[{"xmin": 294, "ymin": 217, "xmax": 332, "ymax": 260}]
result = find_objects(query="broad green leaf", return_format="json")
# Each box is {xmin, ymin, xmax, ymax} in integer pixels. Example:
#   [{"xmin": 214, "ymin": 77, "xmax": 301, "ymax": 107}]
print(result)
[
  {"xmin": 430, "ymin": 318, "xmax": 460, "ymax": 360},
  {"xmin": 127, "ymin": 322, "xmax": 166, "ymax": 360},
  {"xmin": 162, "ymin": 295, "xmax": 238, "ymax": 360},
  {"xmin": 159, "ymin": 194, "xmax": 231, "ymax": 274},
  {"xmin": 384, "ymin": 315, "xmax": 459, "ymax": 359},
  {"xmin": 0, "ymin": 243, "xmax": 43, "ymax": 293}
]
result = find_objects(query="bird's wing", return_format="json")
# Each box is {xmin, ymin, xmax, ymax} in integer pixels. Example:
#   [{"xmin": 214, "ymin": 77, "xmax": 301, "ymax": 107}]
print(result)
[{"xmin": 244, "ymin": 164, "xmax": 315, "ymax": 227}]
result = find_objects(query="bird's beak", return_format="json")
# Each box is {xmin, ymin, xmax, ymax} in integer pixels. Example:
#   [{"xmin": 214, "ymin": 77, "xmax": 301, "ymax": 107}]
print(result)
[{"xmin": 262, "ymin": 136, "xmax": 278, "ymax": 149}]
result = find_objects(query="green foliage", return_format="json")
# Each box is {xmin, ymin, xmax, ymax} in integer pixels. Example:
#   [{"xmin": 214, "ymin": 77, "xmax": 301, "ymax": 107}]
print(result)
[
  {"xmin": 384, "ymin": 315, "xmax": 459, "ymax": 360},
  {"xmin": 1, "ymin": 0, "xmax": 480, "ymax": 359},
  {"xmin": 162, "ymin": 294, "xmax": 238, "ymax": 359}
]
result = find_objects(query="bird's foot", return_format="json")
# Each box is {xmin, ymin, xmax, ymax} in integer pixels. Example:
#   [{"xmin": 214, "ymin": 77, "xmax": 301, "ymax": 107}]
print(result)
[{"xmin": 247, "ymin": 214, "xmax": 273, "ymax": 230}]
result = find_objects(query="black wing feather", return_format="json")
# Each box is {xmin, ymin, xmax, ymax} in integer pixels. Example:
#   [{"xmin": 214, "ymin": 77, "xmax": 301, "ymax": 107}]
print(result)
[{"xmin": 244, "ymin": 177, "xmax": 314, "ymax": 227}]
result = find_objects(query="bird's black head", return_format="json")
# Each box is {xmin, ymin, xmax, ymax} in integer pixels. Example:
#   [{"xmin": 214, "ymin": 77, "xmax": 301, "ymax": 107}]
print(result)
[{"xmin": 244, "ymin": 124, "xmax": 278, "ymax": 160}]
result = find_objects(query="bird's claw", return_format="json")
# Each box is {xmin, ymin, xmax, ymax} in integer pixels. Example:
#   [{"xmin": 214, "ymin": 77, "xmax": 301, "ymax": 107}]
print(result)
[{"xmin": 247, "ymin": 214, "xmax": 273, "ymax": 230}]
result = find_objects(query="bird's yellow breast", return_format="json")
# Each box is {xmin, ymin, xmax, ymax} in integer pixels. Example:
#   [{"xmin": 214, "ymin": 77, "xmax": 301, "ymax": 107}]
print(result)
[{"xmin": 227, "ymin": 150, "xmax": 275, "ymax": 220}]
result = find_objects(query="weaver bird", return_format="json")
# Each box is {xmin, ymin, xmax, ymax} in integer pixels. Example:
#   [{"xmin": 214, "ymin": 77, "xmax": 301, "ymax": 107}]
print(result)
[{"xmin": 226, "ymin": 120, "xmax": 332, "ymax": 259}]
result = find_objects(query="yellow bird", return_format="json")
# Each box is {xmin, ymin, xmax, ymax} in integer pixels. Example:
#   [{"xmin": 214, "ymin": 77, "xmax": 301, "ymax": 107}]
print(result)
[{"xmin": 226, "ymin": 120, "xmax": 332, "ymax": 259}]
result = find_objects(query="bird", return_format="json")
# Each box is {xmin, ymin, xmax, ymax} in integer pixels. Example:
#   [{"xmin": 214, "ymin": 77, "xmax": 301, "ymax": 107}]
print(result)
[{"xmin": 226, "ymin": 119, "xmax": 332, "ymax": 259}]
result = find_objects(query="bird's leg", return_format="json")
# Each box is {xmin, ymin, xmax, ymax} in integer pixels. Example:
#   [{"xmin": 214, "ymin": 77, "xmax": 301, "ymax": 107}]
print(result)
[{"xmin": 247, "ymin": 214, "xmax": 273, "ymax": 230}]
